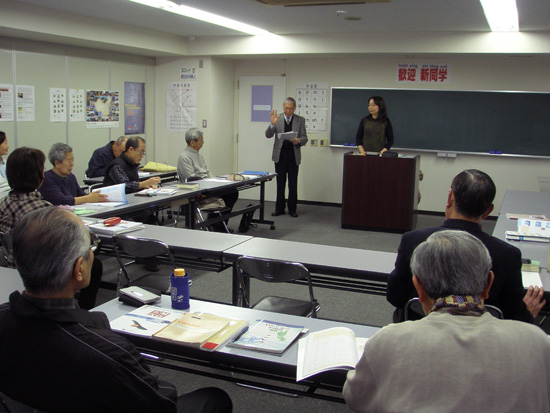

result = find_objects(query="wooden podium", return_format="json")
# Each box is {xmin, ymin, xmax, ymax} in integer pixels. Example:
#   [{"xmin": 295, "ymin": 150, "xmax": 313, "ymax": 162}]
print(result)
[{"xmin": 341, "ymin": 153, "xmax": 419, "ymax": 233}]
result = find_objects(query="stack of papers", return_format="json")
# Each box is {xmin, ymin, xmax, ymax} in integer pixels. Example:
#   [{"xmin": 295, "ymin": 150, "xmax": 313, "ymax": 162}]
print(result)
[
  {"xmin": 505, "ymin": 218, "xmax": 550, "ymax": 243},
  {"xmin": 86, "ymin": 183, "xmax": 128, "ymax": 207},
  {"xmin": 87, "ymin": 220, "xmax": 144, "ymax": 235}
]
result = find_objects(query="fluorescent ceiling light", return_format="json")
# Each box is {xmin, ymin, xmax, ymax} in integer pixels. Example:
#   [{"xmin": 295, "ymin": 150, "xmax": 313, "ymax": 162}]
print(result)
[
  {"xmin": 480, "ymin": 0, "xmax": 519, "ymax": 32},
  {"xmin": 128, "ymin": 0, "xmax": 273, "ymax": 36}
]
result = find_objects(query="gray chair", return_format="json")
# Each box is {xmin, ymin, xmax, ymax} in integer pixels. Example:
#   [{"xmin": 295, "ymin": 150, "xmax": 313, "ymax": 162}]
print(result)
[
  {"xmin": 236, "ymin": 256, "xmax": 320, "ymax": 317},
  {"xmin": 112, "ymin": 235, "xmax": 176, "ymax": 295},
  {"xmin": 0, "ymin": 231, "xmax": 13, "ymax": 268},
  {"xmin": 404, "ymin": 297, "xmax": 504, "ymax": 320},
  {"xmin": 187, "ymin": 176, "xmax": 231, "ymax": 233}
]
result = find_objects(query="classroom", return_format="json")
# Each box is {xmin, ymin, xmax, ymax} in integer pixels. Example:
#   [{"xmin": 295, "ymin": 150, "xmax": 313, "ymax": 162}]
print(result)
[
  {"xmin": 1, "ymin": 0, "xmax": 549, "ymax": 215},
  {"xmin": 1, "ymin": 1, "xmax": 550, "ymax": 411}
]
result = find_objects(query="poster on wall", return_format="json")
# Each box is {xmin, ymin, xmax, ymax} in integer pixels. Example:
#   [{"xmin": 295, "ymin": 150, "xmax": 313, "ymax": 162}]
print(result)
[
  {"xmin": 0, "ymin": 84, "xmax": 14, "ymax": 121},
  {"xmin": 124, "ymin": 82, "xmax": 145, "ymax": 134},
  {"xmin": 295, "ymin": 82, "xmax": 328, "ymax": 132},
  {"xmin": 16, "ymin": 85, "xmax": 35, "ymax": 122},
  {"xmin": 166, "ymin": 81, "xmax": 196, "ymax": 132},
  {"xmin": 69, "ymin": 89, "xmax": 85, "ymax": 122},
  {"xmin": 251, "ymin": 85, "xmax": 272, "ymax": 122},
  {"xmin": 50, "ymin": 88, "xmax": 67, "ymax": 122},
  {"xmin": 86, "ymin": 90, "xmax": 120, "ymax": 128}
]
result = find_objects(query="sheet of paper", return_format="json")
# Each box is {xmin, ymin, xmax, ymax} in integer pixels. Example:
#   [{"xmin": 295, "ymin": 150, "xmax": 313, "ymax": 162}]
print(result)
[
  {"xmin": 279, "ymin": 131, "xmax": 298, "ymax": 141},
  {"xmin": 93, "ymin": 183, "xmax": 128, "ymax": 203},
  {"xmin": 522, "ymin": 271, "xmax": 543, "ymax": 288}
]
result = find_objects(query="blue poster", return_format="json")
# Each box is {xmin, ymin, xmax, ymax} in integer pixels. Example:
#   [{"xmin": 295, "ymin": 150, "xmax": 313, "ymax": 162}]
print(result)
[
  {"xmin": 124, "ymin": 82, "xmax": 145, "ymax": 134},
  {"xmin": 251, "ymin": 85, "xmax": 272, "ymax": 122}
]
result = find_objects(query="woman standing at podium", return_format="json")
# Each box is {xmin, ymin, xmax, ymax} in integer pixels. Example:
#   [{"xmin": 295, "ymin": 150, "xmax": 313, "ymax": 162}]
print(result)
[{"xmin": 355, "ymin": 96, "xmax": 394, "ymax": 156}]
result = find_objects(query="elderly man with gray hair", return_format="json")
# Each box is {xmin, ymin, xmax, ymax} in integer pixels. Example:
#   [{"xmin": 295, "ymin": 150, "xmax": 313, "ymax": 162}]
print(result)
[
  {"xmin": 344, "ymin": 230, "xmax": 550, "ymax": 413},
  {"xmin": 178, "ymin": 128, "xmax": 238, "ymax": 231},
  {"xmin": 0, "ymin": 207, "xmax": 233, "ymax": 412}
]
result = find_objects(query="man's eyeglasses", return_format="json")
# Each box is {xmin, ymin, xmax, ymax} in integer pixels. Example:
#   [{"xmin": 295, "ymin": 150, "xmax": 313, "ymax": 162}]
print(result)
[{"xmin": 90, "ymin": 233, "xmax": 100, "ymax": 252}]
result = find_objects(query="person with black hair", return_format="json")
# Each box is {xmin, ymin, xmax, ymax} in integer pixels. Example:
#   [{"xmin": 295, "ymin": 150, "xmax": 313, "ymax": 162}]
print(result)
[
  {"xmin": 355, "ymin": 96, "xmax": 394, "ymax": 156},
  {"xmin": 387, "ymin": 169, "xmax": 545, "ymax": 323}
]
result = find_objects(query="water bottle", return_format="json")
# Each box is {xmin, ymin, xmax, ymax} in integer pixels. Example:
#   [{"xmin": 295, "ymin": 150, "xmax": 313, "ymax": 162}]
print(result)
[{"xmin": 170, "ymin": 268, "xmax": 190, "ymax": 310}]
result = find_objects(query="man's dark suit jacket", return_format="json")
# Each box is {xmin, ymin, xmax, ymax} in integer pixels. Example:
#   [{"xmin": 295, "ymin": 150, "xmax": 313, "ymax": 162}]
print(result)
[{"xmin": 386, "ymin": 219, "xmax": 533, "ymax": 323}]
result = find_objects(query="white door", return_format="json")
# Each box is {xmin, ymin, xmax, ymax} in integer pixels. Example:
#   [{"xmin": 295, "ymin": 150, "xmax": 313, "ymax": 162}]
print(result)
[{"xmin": 237, "ymin": 75, "xmax": 286, "ymax": 202}]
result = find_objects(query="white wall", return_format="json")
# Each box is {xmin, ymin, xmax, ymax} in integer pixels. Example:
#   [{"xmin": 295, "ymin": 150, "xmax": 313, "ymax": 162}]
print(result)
[
  {"xmin": 154, "ymin": 56, "xmax": 235, "ymax": 177},
  {"xmin": 0, "ymin": 37, "xmax": 155, "ymax": 182},
  {"xmin": 232, "ymin": 56, "xmax": 550, "ymax": 214}
]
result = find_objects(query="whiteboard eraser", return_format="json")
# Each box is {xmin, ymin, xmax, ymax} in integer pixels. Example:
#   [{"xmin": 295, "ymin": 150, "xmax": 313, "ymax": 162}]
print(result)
[
  {"xmin": 437, "ymin": 152, "xmax": 447, "ymax": 158},
  {"xmin": 447, "ymin": 152, "xmax": 457, "ymax": 158}
]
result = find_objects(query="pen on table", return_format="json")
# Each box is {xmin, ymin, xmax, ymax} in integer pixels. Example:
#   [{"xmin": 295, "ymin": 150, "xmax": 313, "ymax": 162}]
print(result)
[{"xmin": 232, "ymin": 326, "xmax": 249, "ymax": 342}]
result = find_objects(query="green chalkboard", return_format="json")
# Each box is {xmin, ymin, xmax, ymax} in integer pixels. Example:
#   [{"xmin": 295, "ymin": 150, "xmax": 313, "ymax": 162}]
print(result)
[{"xmin": 330, "ymin": 88, "xmax": 550, "ymax": 156}]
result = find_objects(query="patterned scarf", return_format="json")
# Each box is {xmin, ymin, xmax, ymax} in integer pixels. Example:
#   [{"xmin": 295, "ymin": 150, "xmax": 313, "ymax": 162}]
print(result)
[{"xmin": 430, "ymin": 295, "xmax": 485, "ymax": 316}]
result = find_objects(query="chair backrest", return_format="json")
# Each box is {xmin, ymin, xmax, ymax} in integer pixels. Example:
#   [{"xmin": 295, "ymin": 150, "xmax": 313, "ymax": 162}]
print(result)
[
  {"xmin": 485, "ymin": 304, "xmax": 504, "ymax": 319},
  {"xmin": 112, "ymin": 235, "xmax": 176, "ymax": 287},
  {"xmin": 404, "ymin": 297, "xmax": 505, "ymax": 320},
  {"xmin": 0, "ymin": 231, "xmax": 13, "ymax": 267},
  {"xmin": 237, "ymin": 256, "xmax": 317, "ymax": 311}
]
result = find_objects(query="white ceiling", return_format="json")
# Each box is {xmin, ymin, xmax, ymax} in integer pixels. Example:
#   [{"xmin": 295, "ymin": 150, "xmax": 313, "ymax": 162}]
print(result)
[{"xmin": 9, "ymin": 0, "xmax": 550, "ymax": 39}]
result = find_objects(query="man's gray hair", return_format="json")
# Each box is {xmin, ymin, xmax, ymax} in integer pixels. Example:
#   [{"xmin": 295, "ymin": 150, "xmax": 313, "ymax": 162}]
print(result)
[
  {"xmin": 116, "ymin": 135, "xmax": 128, "ymax": 145},
  {"xmin": 185, "ymin": 128, "xmax": 203, "ymax": 145},
  {"xmin": 284, "ymin": 97, "xmax": 296, "ymax": 107},
  {"xmin": 48, "ymin": 142, "xmax": 72, "ymax": 166},
  {"xmin": 12, "ymin": 207, "xmax": 91, "ymax": 295},
  {"xmin": 410, "ymin": 230, "xmax": 492, "ymax": 299}
]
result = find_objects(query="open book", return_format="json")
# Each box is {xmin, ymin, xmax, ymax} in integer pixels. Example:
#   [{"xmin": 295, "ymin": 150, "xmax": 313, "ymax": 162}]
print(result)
[
  {"xmin": 109, "ymin": 305, "xmax": 186, "ymax": 337},
  {"xmin": 296, "ymin": 327, "xmax": 368, "ymax": 381},
  {"xmin": 228, "ymin": 319, "xmax": 307, "ymax": 355},
  {"xmin": 153, "ymin": 312, "xmax": 248, "ymax": 351}
]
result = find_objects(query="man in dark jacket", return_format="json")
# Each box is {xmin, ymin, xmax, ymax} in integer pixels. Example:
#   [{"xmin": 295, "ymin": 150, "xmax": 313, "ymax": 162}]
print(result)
[
  {"xmin": 387, "ymin": 169, "xmax": 545, "ymax": 323},
  {"xmin": 86, "ymin": 135, "xmax": 127, "ymax": 178},
  {"xmin": 103, "ymin": 136, "xmax": 160, "ymax": 193},
  {"xmin": 0, "ymin": 207, "xmax": 232, "ymax": 413}
]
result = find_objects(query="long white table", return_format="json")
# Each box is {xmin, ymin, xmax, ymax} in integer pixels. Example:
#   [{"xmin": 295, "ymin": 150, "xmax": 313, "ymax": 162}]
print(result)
[
  {"xmin": 493, "ymin": 190, "xmax": 550, "ymax": 290},
  {"xmin": 223, "ymin": 237, "xmax": 397, "ymax": 305},
  {"xmin": 94, "ymin": 295, "xmax": 380, "ymax": 403},
  {"xmin": 84, "ymin": 174, "xmax": 277, "ymax": 230},
  {"xmin": 0, "ymin": 267, "xmax": 24, "ymax": 303}
]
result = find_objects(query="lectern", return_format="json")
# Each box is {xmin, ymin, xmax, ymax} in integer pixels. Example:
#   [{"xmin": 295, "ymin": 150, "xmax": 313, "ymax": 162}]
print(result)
[{"xmin": 341, "ymin": 153, "xmax": 419, "ymax": 233}]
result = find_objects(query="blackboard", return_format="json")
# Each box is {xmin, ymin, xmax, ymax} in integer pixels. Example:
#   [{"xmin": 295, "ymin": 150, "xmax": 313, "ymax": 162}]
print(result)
[{"xmin": 330, "ymin": 88, "xmax": 550, "ymax": 157}]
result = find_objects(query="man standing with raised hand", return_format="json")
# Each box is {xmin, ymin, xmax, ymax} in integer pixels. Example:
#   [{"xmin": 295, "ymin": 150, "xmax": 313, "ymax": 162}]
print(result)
[{"xmin": 265, "ymin": 97, "xmax": 308, "ymax": 218}]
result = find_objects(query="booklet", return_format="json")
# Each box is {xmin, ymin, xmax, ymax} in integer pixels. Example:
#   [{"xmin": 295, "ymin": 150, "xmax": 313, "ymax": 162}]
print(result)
[
  {"xmin": 153, "ymin": 312, "xmax": 248, "ymax": 351},
  {"xmin": 137, "ymin": 187, "xmax": 177, "ymax": 196},
  {"xmin": 296, "ymin": 327, "xmax": 368, "ymax": 381},
  {"xmin": 87, "ymin": 219, "xmax": 144, "ymax": 235},
  {"xmin": 109, "ymin": 305, "xmax": 186, "ymax": 337},
  {"xmin": 228, "ymin": 319, "xmax": 308, "ymax": 355},
  {"xmin": 517, "ymin": 218, "xmax": 550, "ymax": 237}
]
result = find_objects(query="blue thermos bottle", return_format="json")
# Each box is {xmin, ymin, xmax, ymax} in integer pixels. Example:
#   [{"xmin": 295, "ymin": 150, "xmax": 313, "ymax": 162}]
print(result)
[{"xmin": 170, "ymin": 268, "xmax": 190, "ymax": 310}]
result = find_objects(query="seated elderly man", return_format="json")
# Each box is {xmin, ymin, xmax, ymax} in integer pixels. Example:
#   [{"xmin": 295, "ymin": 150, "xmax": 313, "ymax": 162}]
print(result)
[
  {"xmin": 343, "ymin": 230, "xmax": 550, "ymax": 412},
  {"xmin": 0, "ymin": 207, "xmax": 232, "ymax": 413},
  {"xmin": 178, "ymin": 128, "xmax": 238, "ymax": 232},
  {"xmin": 104, "ymin": 136, "xmax": 160, "ymax": 193},
  {"xmin": 86, "ymin": 135, "xmax": 128, "ymax": 178}
]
